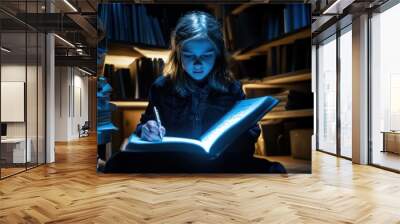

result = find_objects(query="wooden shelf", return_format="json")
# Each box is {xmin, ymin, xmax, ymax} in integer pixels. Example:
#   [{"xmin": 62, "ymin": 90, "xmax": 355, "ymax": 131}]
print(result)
[
  {"xmin": 232, "ymin": 28, "xmax": 311, "ymax": 60},
  {"xmin": 253, "ymin": 154, "xmax": 311, "ymax": 173},
  {"xmin": 109, "ymin": 40, "xmax": 168, "ymax": 50},
  {"xmin": 110, "ymin": 101, "xmax": 148, "ymax": 109},
  {"xmin": 107, "ymin": 41, "xmax": 168, "ymax": 57},
  {"xmin": 231, "ymin": 4, "xmax": 255, "ymax": 15},
  {"xmin": 261, "ymin": 109, "xmax": 313, "ymax": 120},
  {"xmin": 241, "ymin": 70, "xmax": 311, "ymax": 88}
]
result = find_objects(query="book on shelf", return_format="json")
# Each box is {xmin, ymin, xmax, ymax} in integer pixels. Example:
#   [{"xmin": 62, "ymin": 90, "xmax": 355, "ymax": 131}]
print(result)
[
  {"xmin": 127, "ymin": 58, "xmax": 164, "ymax": 100},
  {"xmin": 301, "ymin": 4, "xmax": 310, "ymax": 28},
  {"xmin": 122, "ymin": 96, "xmax": 279, "ymax": 159},
  {"xmin": 233, "ymin": 37, "xmax": 310, "ymax": 79},
  {"xmin": 137, "ymin": 5, "xmax": 145, "ymax": 43},
  {"xmin": 283, "ymin": 4, "xmax": 310, "ymax": 34},
  {"xmin": 227, "ymin": 4, "xmax": 310, "ymax": 54},
  {"xmin": 152, "ymin": 17, "xmax": 165, "ymax": 46},
  {"xmin": 99, "ymin": 4, "xmax": 166, "ymax": 47},
  {"xmin": 131, "ymin": 5, "xmax": 138, "ymax": 42},
  {"xmin": 119, "ymin": 5, "xmax": 125, "ymax": 41},
  {"xmin": 125, "ymin": 5, "xmax": 132, "ymax": 42},
  {"xmin": 106, "ymin": 59, "xmax": 163, "ymax": 101},
  {"xmin": 270, "ymin": 89, "xmax": 313, "ymax": 112},
  {"xmin": 244, "ymin": 88, "xmax": 312, "ymax": 112},
  {"xmin": 280, "ymin": 45, "xmax": 288, "ymax": 74},
  {"xmin": 265, "ymin": 10, "xmax": 283, "ymax": 41},
  {"xmin": 283, "ymin": 7, "xmax": 291, "ymax": 34},
  {"xmin": 291, "ymin": 5, "xmax": 302, "ymax": 31},
  {"xmin": 129, "ymin": 60, "xmax": 140, "ymax": 99}
]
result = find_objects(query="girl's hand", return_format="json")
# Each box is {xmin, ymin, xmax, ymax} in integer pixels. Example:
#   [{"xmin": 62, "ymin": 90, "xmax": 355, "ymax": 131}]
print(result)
[{"xmin": 140, "ymin": 120, "xmax": 166, "ymax": 142}]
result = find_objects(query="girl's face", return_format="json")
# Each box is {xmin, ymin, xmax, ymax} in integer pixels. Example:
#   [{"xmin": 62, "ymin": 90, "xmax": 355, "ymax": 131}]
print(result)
[{"xmin": 180, "ymin": 38, "xmax": 217, "ymax": 82}]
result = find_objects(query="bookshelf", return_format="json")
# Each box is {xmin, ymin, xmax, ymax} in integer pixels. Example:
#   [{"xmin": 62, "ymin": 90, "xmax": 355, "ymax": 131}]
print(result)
[
  {"xmin": 261, "ymin": 109, "xmax": 313, "ymax": 120},
  {"xmin": 232, "ymin": 28, "xmax": 311, "ymax": 60},
  {"xmin": 241, "ymin": 70, "xmax": 311, "ymax": 86},
  {"xmin": 226, "ymin": 4, "xmax": 313, "ymax": 161},
  {"xmin": 242, "ymin": 70, "xmax": 313, "ymax": 121}
]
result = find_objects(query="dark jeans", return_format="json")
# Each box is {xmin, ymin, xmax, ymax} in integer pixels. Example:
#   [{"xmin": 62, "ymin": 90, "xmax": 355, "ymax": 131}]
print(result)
[{"xmin": 102, "ymin": 137, "xmax": 280, "ymax": 173}]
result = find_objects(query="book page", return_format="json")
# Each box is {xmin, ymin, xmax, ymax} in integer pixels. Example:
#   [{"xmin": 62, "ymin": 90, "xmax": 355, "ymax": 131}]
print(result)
[
  {"xmin": 200, "ymin": 97, "xmax": 269, "ymax": 152},
  {"xmin": 128, "ymin": 134, "xmax": 202, "ymax": 146}
]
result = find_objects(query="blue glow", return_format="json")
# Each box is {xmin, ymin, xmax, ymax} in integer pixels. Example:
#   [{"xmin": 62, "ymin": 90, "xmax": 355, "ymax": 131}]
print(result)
[
  {"xmin": 181, "ymin": 38, "xmax": 217, "ymax": 81},
  {"xmin": 200, "ymin": 98, "xmax": 268, "ymax": 152},
  {"xmin": 124, "ymin": 97, "xmax": 278, "ymax": 156},
  {"xmin": 128, "ymin": 134, "xmax": 201, "ymax": 146}
]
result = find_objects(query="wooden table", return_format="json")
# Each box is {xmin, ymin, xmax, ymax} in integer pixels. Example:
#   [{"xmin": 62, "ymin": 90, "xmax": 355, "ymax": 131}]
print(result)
[{"xmin": 381, "ymin": 131, "xmax": 400, "ymax": 154}]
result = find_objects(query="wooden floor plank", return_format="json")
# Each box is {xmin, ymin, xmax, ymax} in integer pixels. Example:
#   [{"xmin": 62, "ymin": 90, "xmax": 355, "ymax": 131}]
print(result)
[{"xmin": 0, "ymin": 135, "xmax": 400, "ymax": 223}]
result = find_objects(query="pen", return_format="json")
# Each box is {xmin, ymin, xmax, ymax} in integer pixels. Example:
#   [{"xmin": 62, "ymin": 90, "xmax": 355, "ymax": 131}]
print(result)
[{"xmin": 153, "ymin": 106, "xmax": 163, "ymax": 140}]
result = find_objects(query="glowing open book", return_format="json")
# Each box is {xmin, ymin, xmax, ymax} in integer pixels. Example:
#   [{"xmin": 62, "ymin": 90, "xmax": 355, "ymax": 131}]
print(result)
[{"xmin": 121, "ymin": 96, "xmax": 279, "ymax": 159}]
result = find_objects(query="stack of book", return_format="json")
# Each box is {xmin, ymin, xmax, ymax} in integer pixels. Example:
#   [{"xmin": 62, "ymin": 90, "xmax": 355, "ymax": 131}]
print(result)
[{"xmin": 98, "ymin": 4, "xmax": 166, "ymax": 47}]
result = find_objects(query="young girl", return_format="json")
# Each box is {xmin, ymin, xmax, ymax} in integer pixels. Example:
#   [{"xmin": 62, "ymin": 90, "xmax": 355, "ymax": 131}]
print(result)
[{"xmin": 107, "ymin": 11, "xmax": 286, "ymax": 173}]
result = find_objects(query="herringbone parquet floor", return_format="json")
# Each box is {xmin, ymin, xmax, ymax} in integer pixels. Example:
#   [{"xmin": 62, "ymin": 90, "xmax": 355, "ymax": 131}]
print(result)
[{"xmin": 1, "ymin": 135, "xmax": 400, "ymax": 223}]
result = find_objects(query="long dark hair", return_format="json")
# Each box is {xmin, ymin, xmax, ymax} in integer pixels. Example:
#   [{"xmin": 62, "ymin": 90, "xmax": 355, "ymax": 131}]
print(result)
[{"xmin": 163, "ymin": 11, "xmax": 234, "ymax": 96}]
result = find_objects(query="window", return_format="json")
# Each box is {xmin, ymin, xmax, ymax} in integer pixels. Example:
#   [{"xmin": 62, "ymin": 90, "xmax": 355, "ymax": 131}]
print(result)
[
  {"xmin": 0, "ymin": 1, "xmax": 47, "ymax": 179},
  {"xmin": 370, "ymin": 2, "xmax": 400, "ymax": 171},
  {"xmin": 339, "ymin": 27, "xmax": 352, "ymax": 158},
  {"xmin": 317, "ymin": 35, "xmax": 337, "ymax": 154}
]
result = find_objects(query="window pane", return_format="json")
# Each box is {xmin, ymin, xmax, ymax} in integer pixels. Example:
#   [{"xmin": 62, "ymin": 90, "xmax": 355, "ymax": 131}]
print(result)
[
  {"xmin": 340, "ymin": 28, "xmax": 352, "ymax": 158},
  {"xmin": 1, "ymin": 31, "xmax": 27, "ymax": 177},
  {"xmin": 318, "ymin": 36, "xmax": 337, "ymax": 154},
  {"xmin": 371, "ymin": 3, "xmax": 400, "ymax": 171},
  {"xmin": 27, "ymin": 31, "xmax": 38, "ymax": 169},
  {"xmin": 38, "ymin": 32, "xmax": 45, "ymax": 165}
]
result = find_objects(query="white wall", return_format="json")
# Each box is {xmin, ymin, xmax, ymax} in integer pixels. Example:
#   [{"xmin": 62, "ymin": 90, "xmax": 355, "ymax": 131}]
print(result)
[
  {"xmin": 55, "ymin": 66, "xmax": 69, "ymax": 141},
  {"xmin": 1, "ymin": 65, "xmax": 39, "ymax": 138},
  {"xmin": 55, "ymin": 67, "xmax": 89, "ymax": 141},
  {"xmin": 1, "ymin": 65, "xmax": 27, "ymax": 141},
  {"xmin": 1, "ymin": 64, "xmax": 46, "ymax": 164}
]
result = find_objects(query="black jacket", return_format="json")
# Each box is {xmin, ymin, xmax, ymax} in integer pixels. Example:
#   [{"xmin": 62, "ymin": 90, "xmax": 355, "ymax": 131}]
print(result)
[{"xmin": 135, "ymin": 75, "xmax": 261, "ymax": 157}]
